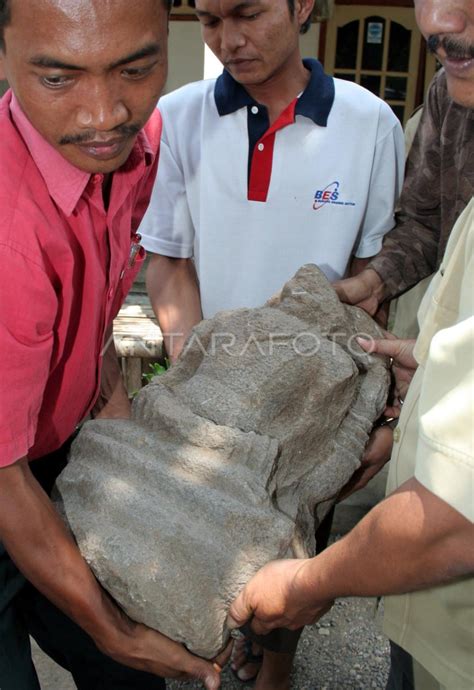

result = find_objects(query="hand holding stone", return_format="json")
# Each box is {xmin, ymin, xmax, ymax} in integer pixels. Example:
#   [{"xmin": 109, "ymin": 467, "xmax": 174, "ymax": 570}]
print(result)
[
  {"xmin": 357, "ymin": 335, "xmax": 417, "ymax": 404},
  {"xmin": 227, "ymin": 559, "xmax": 333, "ymax": 636},
  {"xmin": 333, "ymin": 268, "xmax": 386, "ymax": 315},
  {"xmin": 108, "ymin": 621, "xmax": 226, "ymax": 689}
]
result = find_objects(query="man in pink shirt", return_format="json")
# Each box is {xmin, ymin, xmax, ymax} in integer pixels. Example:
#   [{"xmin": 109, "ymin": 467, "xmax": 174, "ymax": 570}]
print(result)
[{"xmin": 0, "ymin": 1, "xmax": 225, "ymax": 689}]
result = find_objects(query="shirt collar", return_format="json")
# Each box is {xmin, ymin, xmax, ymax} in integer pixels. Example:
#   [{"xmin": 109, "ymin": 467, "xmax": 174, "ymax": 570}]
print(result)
[
  {"xmin": 10, "ymin": 93, "xmax": 155, "ymax": 217},
  {"xmin": 214, "ymin": 58, "xmax": 335, "ymax": 126}
]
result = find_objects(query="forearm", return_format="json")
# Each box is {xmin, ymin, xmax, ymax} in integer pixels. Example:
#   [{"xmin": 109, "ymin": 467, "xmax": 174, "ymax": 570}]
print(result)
[
  {"xmin": 93, "ymin": 325, "xmax": 130, "ymax": 419},
  {"xmin": 299, "ymin": 478, "xmax": 474, "ymax": 602},
  {"xmin": 0, "ymin": 459, "xmax": 132, "ymax": 655},
  {"xmin": 368, "ymin": 91, "xmax": 442, "ymax": 300},
  {"xmin": 146, "ymin": 254, "xmax": 202, "ymax": 362},
  {"xmin": 368, "ymin": 217, "xmax": 440, "ymax": 300},
  {"xmin": 349, "ymin": 256, "xmax": 371, "ymax": 277}
]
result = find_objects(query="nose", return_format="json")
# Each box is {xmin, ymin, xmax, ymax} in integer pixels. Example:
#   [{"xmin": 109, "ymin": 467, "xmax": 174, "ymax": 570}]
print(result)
[
  {"xmin": 220, "ymin": 18, "xmax": 246, "ymax": 55},
  {"xmin": 76, "ymin": 80, "xmax": 129, "ymax": 131},
  {"xmin": 416, "ymin": 0, "xmax": 469, "ymax": 38}
]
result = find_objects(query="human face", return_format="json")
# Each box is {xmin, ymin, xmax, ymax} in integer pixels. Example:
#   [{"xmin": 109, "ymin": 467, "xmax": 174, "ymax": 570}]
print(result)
[
  {"xmin": 195, "ymin": 0, "xmax": 312, "ymax": 88},
  {"xmin": 415, "ymin": 0, "xmax": 474, "ymax": 108},
  {"xmin": 0, "ymin": 0, "xmax": 168, "ymax": 173}
]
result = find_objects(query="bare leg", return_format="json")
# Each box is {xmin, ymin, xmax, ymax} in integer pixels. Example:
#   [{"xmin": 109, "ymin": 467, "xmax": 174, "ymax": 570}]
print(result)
[
  {"xmin": 255, "ymin": 650, "xmax": 294, "ymax": 690},
  {"xmin": 231, "ymin": 639, "xmax": 294, "ymax": 690}
]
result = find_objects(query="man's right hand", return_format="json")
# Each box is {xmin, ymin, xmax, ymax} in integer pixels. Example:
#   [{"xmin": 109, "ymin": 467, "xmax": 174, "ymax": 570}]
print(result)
[
  {"xmin": 333, "ymin": 268, "xmax": 386, "ymax": 315},
  {"xmin": 357, "ymin": 335, "xmax": 418, "ymax": 403},
  {"xmin": 105, "ymin": 620, "xmax": 230, "ymax": 689}
]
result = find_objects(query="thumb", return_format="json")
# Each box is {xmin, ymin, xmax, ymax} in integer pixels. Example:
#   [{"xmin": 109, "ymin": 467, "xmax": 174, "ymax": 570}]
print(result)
[
  {"xmin": 190, "ymin": 658, "xmax": 222, "ymax": 690},
  {"xmin": 226, "ymin": 589, "xmax": 254, "ymax": 631}
]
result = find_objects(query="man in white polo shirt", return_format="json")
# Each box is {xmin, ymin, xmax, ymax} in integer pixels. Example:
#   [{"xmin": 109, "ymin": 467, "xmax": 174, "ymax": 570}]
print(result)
[{"xmin": 140, "ymin": 1, "xmax": 404, "ymax": 687}]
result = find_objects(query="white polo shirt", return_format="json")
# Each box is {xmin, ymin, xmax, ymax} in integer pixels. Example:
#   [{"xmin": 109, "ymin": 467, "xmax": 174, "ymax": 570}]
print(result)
[{"xmin": 140, "ymin": 59, "xmax": 404, "ymax": 318}]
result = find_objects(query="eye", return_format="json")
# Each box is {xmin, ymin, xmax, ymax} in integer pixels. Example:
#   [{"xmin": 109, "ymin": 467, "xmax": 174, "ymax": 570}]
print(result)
[
  {"xmin": 242, "ymin": 12, "xmax": 260, "ymax": 20},
  {"xmin": 122, "ymin": 63, "xmax": 156, "ymax": 80},
  {"xmin": 41, "ymin": 75, "xmax": 73, "ymax": 89},
  {"xmin": 198, "ymin": 15, "xmax": 220, "ymax": 28}
]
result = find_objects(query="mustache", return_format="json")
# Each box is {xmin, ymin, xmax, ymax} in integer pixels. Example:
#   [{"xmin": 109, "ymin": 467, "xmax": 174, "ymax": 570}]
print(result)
[
  {"xmin": 59, "ymin": 123, "xmax": 141, "ymax": 146},
  {"xmin": 427, "ymin": 35, "xmax": 474, "ymax": 60}
]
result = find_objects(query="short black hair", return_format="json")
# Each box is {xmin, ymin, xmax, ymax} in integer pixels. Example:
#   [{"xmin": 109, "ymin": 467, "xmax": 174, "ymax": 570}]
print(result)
[
  {"xmin": 288, "ymin": 0, "xmax": 312, "ymax": 35},
  {"xmin": 0, "ymin": 0, "xmax": 173, "ymax": 51}
]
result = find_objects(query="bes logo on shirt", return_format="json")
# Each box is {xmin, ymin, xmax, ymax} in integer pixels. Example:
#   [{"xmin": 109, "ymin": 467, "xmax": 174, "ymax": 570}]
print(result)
[
  {"xmin": 313, "ymin": 181, "xmax": 340, "ymax": 210},
  {"xmin": 313, "ymin": 181, "xmax": 356, "ymax": 211}
]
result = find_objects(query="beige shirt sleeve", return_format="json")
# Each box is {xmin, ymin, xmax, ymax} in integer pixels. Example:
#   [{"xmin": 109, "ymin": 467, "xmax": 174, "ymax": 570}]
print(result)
[
  {"xmin": 414, "ymin": 201, "xmax": 474, "ymax": 522},
  {"xmin": 415, "ymin": 316, "xmax": 474, "ymax": 521}
]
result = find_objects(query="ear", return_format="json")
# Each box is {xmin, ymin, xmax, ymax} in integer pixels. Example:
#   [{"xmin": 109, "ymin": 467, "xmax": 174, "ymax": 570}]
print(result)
[{"xmin": 296, "ymin": 0, "xmax": 315, "ymax": 27}]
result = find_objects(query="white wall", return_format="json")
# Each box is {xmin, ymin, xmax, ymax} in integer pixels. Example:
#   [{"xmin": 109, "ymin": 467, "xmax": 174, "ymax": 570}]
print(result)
[
  {"xmin": 300, "ymin": 22, "xmax": 320, "ymax": 60},
  {"xmin": 165, "ymin": 21, "xmax": 205, "ymax": 94}
]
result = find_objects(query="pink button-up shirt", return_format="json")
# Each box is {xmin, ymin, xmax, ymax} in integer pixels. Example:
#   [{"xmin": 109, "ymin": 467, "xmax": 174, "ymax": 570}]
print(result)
[{"xmin": 0, "ymin": 91, "xmax": 161, "ymax": 467}]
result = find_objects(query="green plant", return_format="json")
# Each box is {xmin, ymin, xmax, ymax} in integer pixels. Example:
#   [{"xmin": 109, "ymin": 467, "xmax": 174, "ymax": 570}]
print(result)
[{"xmin": 142, "ymin": 359, "xmax": 170, "ymax": 384}]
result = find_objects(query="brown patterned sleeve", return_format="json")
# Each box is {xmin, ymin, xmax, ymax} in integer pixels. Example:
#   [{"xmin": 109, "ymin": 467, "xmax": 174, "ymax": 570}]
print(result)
[{"xmin": 369, "ymin": 71, "xmax": 445, "ymax": 300}]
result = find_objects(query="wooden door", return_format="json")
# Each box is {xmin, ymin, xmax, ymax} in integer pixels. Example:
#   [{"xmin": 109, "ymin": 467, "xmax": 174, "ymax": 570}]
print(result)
[{"xmin": 323, "ymin": 4, "xmax": 436, "ymax": 125}]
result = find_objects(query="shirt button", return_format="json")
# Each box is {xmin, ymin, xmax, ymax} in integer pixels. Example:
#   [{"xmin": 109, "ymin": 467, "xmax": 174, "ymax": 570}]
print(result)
[
  {"xmin": 258, "ymin": 143, "xmax": 265, "ymax": 152},
  {"xmin": 251, "ymin": 106, "xmax": 259, "ymax": 114},
  {"xmin": 108, "ymin": 288, "xmax": 114, "ymax": 300},
  {"xmin": 92, "ymin": 174, "xmax": 103, "ymax": 185},
  {"xmin": 393, "ymin": 428, "xmax": 401, "ymax": 443}
]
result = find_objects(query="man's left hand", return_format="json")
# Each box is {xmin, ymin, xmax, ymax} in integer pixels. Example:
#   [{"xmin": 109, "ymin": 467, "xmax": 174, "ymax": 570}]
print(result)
[{"xmin": 227, "ymin": 559, "xmax": 333, "ymax": 636}]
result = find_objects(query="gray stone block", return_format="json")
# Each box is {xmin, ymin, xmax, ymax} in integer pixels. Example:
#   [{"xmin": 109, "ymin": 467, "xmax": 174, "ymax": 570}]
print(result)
[{"xmin": 56, "ymin": 265, "xmax": 390, "ymax": 658}]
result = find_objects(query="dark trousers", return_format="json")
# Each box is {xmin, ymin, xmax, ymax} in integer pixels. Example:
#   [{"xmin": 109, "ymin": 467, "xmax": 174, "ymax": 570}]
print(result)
[
  {"xmin": 386, "ymin": 642, "xmax": 415, "ymax": 690},
  {"xmin": 0, "ymin": 440, "xmax": 166, "ymax": 690}
]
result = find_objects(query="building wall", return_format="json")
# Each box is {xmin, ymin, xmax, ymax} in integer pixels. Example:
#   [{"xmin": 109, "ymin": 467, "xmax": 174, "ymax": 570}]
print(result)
[
  {"xmin": 165, "ymin": 21, "xmax": 206, "ymax": 94},
  {"xmin": 300, "ymin": 22, "xmax": 321, "ymax": 61}
]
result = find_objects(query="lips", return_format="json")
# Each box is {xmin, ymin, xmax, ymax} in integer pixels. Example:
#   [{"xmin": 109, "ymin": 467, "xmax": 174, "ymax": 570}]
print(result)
[
  {"xmin": 226, "ymin": 58, "xmax": 257, "ymax": 66},
  {"xmin": 440, "ymin": 54, "xmax": 474, "ymax": 78},
  {"xmin": 225, "ymin": 58, "xmax": 260, "ymax": 76},
  {"xmin": 76, "ymin": 137, "xmax": 128, "ymax": 161}
]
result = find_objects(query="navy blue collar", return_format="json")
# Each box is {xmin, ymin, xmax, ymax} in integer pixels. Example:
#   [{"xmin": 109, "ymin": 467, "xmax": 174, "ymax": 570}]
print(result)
[{"xmin": 214, "ymin": 58, "xmax": 335, "ymax": 127}]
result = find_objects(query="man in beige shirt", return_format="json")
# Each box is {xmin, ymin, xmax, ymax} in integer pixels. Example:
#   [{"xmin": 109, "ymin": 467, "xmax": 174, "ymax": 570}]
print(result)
[{"xmin": 228, "ymin": 197, "xmax": 474, "ymax": 690}]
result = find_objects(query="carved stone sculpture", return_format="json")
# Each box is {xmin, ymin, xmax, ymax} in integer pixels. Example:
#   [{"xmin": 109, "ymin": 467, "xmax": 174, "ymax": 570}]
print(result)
[{"xmin": 56, "ymin": 265, "xmax": 389, "ymax": 658}]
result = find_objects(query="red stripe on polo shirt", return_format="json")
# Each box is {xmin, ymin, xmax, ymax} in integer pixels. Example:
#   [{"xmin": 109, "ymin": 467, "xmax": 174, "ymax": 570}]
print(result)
[{"xmin": 248, "ymin": 99, "xmax": 297, "ymax": 203}]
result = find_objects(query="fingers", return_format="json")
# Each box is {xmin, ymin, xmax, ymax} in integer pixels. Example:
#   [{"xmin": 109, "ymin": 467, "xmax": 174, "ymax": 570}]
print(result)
[
  {"xmin": 364, "ymin": 426, "xmax": 393, "ymax": 462},
  {"xmin": 192, "ymin": 660, "xmax": 222, "ymax": 690},
  {"xmin": 250, "ymin": 617, "xmax": 276, "ymax": 636},
  {"xmin": 227, "ymin": 588, "xmax": 255, "ymax": 631},
  {"xmin": 250, "ymin": 602, "xmax": 334, "ymax": 635},
  {"xmin": 214, "ymin": 639, "xmax": 233, "ymax": 670},
  {"xmin": 339, "ymin": 426, "xmax": 393, "ymax": 501},
  {"xmin": 357, "ymin": 336, "xmax": 418, "ymax": 371},
  {"xmin": 384, "ymin": 404, "xmax": 401, "ymax": 418},
  {"xmin": 355, "ymin": 297, "xmax": 379, "ymax": 316},
  {"xmin": 183, "ymin": 653, "xmax": 224, "ymax": 690},
  {"xmin": 356, "ymin": 336, "xmax": 399, "ymax": 358}
]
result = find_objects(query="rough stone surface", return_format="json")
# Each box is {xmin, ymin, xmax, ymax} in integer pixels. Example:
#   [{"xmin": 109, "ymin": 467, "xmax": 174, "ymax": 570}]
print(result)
[{"xmin": 56, "ymin": 265, "xmax": 390, "ymax": 658}]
